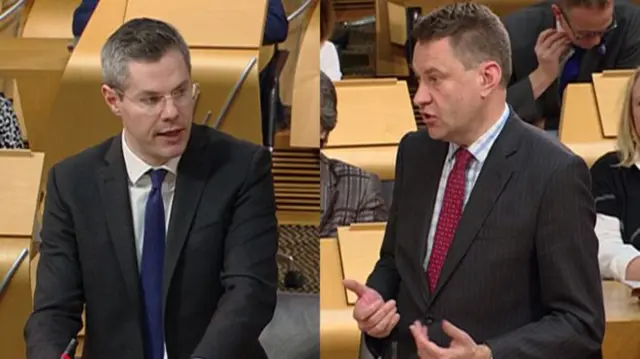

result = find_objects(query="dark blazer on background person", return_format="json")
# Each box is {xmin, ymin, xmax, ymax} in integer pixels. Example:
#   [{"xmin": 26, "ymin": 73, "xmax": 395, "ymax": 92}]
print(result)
[
  {"xmin": 25, "ymin": 124, "xmax": 278, "ymax": 359},
  {"xmin": 364, "ymin": 114, "xmax": 605, "ymax": 358},
  {"xmin": 504, "ymin": 1, "xmax": 640, "ymax": 130}
]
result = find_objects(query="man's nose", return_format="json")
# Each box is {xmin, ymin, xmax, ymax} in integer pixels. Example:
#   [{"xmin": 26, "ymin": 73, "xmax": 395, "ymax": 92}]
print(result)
[{"xmin": 413, "ymin": 83, "xmax": 433, "ymax": 106}]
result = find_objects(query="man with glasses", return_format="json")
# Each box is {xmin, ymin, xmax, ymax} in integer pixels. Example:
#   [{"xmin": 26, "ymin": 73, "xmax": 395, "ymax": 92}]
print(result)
[
  {"xmin": 25, "ymin": 18, "xmax": 278, "ymax": 359},
  {"xmin": 504, "ymin": 0, "xmax": 640, "ymax": 133}
]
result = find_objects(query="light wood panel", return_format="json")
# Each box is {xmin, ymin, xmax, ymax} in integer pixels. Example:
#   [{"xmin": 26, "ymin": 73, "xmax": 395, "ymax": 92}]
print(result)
[
  {"xmin": 20, "ymin": 0, "xmax": 75, "ymax": 38},
  {"xmin": 327, "ymin": 78, "xmax": 415, "ymax": 147},
  {"xmin": 124, "ymin": 0, "xmax": 267, "ymax": 48},
  {"xmin": 603, "ymin": 281, "xmax": 640, "ymax": 358},
  {"xmin": 0, "ymin": 237, "xmax": 32, "ymax": 359},
  {"xmin": 0, "ymin": 150, "xmax": 44, "ymax": 237},
  {"xmin": 336, "ymin": 223, "xmax": 385, "ymax": 304},
  {"xmin": 592, "ymin": 70, "xmax": 634, "ymax": 138},
  {"xmin": 320, "ymin": 237, "xmax": 360, "ymax": 359},
  {"xmin": 289, "ymin": 0, "xmax": 321, "ymax": 148}
]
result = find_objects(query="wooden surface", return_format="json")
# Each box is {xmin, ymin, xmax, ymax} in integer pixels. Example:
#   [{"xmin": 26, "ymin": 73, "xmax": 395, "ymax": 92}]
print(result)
[
  {"xmin": 124, "ymin": 0, "xmax": 266, "ymax": 48},
  {"xmin": 289, "ymin": 0, "xmax": 321, "ymax": 148},
  {"xmin": 20, "ymin": 0, "xmax": 75, "ymax": 38},
  {"xmin": 336, "ymin": 223, "xmax": 385, "ymax": 304},
  {"xmin": 559, "ymin": 82, "xmax": 618, "ymax": 166},
  {"xmin": 321, "ymin": 145, "xmax": 398, "ymax": 180},
  {"xmin": 0, "ymin": 150, "xmax": 44, "ymax": 237},
  {"xmin": 603, "ymin": 281, "xmax": 640, "ymax": 358},
  {"xmin": 0, "ymin": 237, "xmax": 32, "ymax": 359},
  {"xmin": 326, "ymin": 78, "xmax": 415, "ymax": 148},
  {"xmin": 592, "ymin": 70, "xmax": 632, "ymax": 138},
  {"xmin": 320, "ymin": 237, "xmax": 361, "ymax": 359}
]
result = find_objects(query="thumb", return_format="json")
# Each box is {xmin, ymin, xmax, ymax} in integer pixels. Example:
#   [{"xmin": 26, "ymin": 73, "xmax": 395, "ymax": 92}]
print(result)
[{"xmin": 343, "ymin": 278, "xmax": 368, "ymax": 298}]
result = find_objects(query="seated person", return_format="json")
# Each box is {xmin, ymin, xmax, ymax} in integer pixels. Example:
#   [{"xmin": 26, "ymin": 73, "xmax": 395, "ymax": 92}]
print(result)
[
  {"xmin": 319, "ymin": 71, "xmax": 387, "ymax": 237},
  {"xmin": 0, "ymin": 95, "xmax": 25, "ymax": 149},
  {"xmin": 591, "ymin": 67, "xmax": 640, "ymax": 281},
  {"xmin": 503, "ymin": 0, "xmax": 640, "ymax": 132}
]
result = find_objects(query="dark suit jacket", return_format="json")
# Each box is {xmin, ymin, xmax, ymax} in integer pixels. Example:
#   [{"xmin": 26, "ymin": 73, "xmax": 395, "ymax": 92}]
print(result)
[
  {"xmin": 504, "ymin": 1, "xmax": 640, "ymax": 130},
  {"xmin": 25, "ymin": 124, "xmax": 278, "ymax": 359},
  {"xmin": 319, "ymin": 154, "xmax": 388, "ymax": 238},
  {"xmin": 365, "ymin": 114, "xmax": 605, "ymax": 358}
]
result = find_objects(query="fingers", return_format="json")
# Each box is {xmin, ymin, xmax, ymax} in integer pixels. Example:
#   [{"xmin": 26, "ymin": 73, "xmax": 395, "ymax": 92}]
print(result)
[
  {"xmin": 362, "ymin": 301, "xmax": 400, "ymax": 337},
  {"xmin": 343, "ymin": 278, "xmax": 367, "ymax": 298},
  {"xmin": 410, "ymin": 321, "xmax": 448, "ymax": 358},
  {"xmin": 441, "ymin": 320, "xmax": 473, "ymax": 345}
]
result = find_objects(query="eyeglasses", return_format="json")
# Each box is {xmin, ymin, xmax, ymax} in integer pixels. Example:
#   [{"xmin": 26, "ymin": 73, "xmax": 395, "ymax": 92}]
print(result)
[
  {"xmin": 114, "ymin": 82, "xmax": 200, "ymax": 116},
  {"xmin": 559, "ymin": 7, "xmax": 617, "ymax": 40}
]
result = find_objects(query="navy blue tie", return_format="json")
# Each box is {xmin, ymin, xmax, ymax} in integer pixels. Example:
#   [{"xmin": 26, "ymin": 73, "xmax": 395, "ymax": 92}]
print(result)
[{"xmin": 140, "ymin": 169, "xmax": 167, "ymax": 359}]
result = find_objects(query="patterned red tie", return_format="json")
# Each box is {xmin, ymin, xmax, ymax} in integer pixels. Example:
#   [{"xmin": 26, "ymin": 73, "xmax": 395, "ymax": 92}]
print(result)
[{"xmin": 426, "ymin": 148, "xmax": 473, "ymax": 292}]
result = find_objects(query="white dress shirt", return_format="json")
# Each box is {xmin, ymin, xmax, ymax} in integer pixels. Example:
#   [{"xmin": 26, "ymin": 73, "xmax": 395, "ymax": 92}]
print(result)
[
  {"xmin": 122, "ymin": 132, "xmax": 181, "ymax": 359},
  {"xmin": 595, "ymin": 163, "xmax": 640, "ymax": 282},
  {"xmin": 320, "ymin": 41, "xmax": 342, "ymax": 81}
]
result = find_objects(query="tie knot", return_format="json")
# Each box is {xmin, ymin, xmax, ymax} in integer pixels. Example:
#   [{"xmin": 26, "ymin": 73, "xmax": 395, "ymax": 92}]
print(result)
[
  {"xmin": 148, "ymin": 169, "xmax": 167, "ymax": 189},
  {"xmin": 455, "ymin": 148, "xmax": 473, "ymax": 168}
]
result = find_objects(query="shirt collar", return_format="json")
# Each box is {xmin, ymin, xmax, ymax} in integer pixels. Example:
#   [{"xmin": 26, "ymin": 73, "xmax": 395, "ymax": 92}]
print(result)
[
  {"xmin": 447, "ymin": 104, "xmax": 510, "ymax": 164},
  {"xmin": 121, "ymin": 131, "xmax": 180, "ymax": 185}
]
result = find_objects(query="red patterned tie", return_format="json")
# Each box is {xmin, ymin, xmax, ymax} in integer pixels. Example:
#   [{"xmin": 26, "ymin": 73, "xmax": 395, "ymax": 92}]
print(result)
[{"xmin": 426, "ymin": 148, "xmax": 473, "ymax": 292}]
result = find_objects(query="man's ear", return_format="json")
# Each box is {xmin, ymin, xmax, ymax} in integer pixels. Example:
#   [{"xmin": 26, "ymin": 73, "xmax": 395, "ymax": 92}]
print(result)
[
  {"xmin": 477, "ymin": 61, "xmax": 502, "ymax": 98},
  {"xmin": 101, "ymin": 84, "xmax": 121, "ymax": 116}
]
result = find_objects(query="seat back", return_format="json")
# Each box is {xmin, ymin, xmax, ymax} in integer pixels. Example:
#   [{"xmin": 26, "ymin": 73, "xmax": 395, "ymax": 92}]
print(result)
[{"xmin": 260, "ymin": 291, "xmax": 320, "ymax": 359}]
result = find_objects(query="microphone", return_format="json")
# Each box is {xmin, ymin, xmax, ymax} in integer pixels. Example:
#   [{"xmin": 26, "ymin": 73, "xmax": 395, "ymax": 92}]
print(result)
[
  {"xmin": 598, "ymin": 43, "xmax": 607, "ymax": 55},
  {"xmin": 60, "ymin": 338, "xmax": 78, "ymax": 359}
]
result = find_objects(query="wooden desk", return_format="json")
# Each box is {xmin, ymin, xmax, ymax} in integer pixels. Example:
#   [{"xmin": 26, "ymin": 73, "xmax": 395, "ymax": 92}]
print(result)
[
  {"xmin": 603, "ymin": 281, "xmax": 640, "ymax": 358},
  {"xmin": 320, "ymin": 238, "xmax": 360, "ymax": 359}
]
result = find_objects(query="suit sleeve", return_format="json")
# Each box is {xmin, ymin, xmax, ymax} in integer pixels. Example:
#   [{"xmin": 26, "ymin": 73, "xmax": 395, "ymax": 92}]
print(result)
[
  {"xmin": 355, "ymin": 173, "xmax": 389, "ymax": 223},
  {"xmin": 363, "ymin": 136, "xmax": 406, "ymax": 357},
  {"xmin": 24, "ymin": 167, "xmax": 85, "ymax": 359},
  {"xmin": 191, "ymin": 147, "xmax": 278, "ymax": 359},
  {"xmin": 262, "ymin": 0, "xmax": 289, "ymax": 45},
  {"xmin": 507, "ymin": 72, "xmax": 540, "ymax": 124},
  {"xmin": 485, "ymin": 156, "xmax": 605, "ymax": 358},
  {"xmin": 615, "ymin": 10, "xmax": 640, "ymax": 68}
]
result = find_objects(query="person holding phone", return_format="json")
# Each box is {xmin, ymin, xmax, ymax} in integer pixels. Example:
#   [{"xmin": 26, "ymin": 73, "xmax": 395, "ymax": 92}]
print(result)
[{"xmin": 504, "ymin": 0, "xmax": 640, "ymax": 133}]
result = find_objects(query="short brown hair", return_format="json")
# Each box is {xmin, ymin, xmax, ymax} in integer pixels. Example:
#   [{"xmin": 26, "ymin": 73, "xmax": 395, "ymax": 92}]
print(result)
[
  {"xmin": 412, "ymin": 2, "xmax": 511, "ymax": 87},
  {"xmin": 320, "ymin": 0, "xmax": 335, "ymax": 43}
]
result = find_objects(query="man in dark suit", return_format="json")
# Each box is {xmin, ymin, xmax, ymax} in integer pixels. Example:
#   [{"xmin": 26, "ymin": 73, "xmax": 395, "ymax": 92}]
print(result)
[
  {"xmin": 25, "ymin": 18, "xmax": 278, "ymax": 359},
  {"xmin": 504, "ymin": 0, "xmax": 640, "ymax": 132},
  {"xmin": 344, "ymin": 3, "xmax": 605, "ymax": 358}
]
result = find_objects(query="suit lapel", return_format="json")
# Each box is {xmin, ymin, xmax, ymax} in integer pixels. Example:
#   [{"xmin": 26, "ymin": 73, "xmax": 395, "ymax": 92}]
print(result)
[
  {"xmin": 430, "ymin": 117, "xmax": 521, "ymax": 303},
  {"xmin": 162, "ymin": 127, "xmax": 212, "ymax": 312},
  {"xmin": 97, "ymin": 136, "xmax": 142, "ymax": 309}
]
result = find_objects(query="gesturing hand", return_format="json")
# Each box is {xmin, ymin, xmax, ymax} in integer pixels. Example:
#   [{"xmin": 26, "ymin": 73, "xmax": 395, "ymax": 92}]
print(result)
[
  {"xmin": 343, "ymin": 279, "xmax": 400, "ymax": 338},
  {"xmin": 409, "ymin": 320, "xmax": 492, "ymax": 359}
]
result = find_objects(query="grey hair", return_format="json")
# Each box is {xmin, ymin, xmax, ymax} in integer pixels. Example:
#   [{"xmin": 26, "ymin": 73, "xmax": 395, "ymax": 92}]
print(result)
[
  {"xmin": 101, "ymin": 18, "xmax": 191, "ymax": 90},
  {"xmin": 320, "ymin": 71, "xmax": 337, "ymax": 134}
]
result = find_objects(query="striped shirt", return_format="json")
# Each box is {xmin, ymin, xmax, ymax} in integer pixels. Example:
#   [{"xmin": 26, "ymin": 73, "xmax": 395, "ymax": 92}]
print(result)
[{"xmin": 423, "ymin": 104, "xmax": 510, "ymax": 268}]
